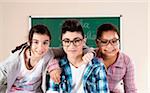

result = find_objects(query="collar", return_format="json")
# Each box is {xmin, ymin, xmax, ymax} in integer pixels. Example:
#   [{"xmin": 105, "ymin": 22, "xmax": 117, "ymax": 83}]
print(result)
[{"xmin": 111, "ymin": 52, "xmax": 125, "ymax": 68}]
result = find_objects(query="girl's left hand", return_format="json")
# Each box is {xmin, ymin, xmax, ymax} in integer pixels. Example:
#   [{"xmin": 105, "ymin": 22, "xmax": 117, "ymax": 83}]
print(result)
[{"xmin": 82, "ymin": 52, "xmax": 94, "ymax": 64}]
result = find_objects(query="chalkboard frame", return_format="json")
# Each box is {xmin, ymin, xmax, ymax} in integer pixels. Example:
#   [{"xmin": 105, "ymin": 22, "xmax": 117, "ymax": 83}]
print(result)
[{"xmin": 29, "ymin": 16, "xmax": 122, "ymax": 49}]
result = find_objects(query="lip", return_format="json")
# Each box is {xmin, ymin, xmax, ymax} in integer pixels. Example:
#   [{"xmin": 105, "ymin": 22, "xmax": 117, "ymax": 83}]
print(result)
[
  {"xmin": 68, "ymin": 50, "xmax": 77, "ymax": 52},
  {"xmin": 104, "ymin": 49, "xmax": 116, "ymax": 53},
  {"xmin": 35, "ymin": 51, "xmax": 44, "ymax": 55}
]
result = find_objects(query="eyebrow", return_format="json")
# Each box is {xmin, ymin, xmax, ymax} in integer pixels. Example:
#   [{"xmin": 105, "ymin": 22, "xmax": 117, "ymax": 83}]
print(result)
[
  {"xmin": 44, "ymin": 40, "xmax": 50, "ymax": 42},
  {"xmin": 32, "ymin": 39, "xmax": 50, "ymax": 42},
  {"xmin": 100, "ymin": 38, "xmax": 119, "ymax": 40},
  {"xmin": 63, "ymin": 37, "xmax": 83, "ymax": 40}
]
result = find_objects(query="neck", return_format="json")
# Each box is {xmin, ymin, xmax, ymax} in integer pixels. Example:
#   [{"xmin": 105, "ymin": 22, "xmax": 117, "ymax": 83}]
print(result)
[
  {"xmin": 67, "ymin": 54, "xmax": 83, "ymax": 68},
  {"xmin": 102, "ymin": 53, "xmax": 118, "ymax": 69}
]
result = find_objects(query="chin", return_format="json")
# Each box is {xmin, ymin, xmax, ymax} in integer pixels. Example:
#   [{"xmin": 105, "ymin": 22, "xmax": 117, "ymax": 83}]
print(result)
[
  {"xmin": 68, "ymin": 53, "xmax": 76, "ymax": 56},
  {"xmin": 67, "ymin": 53, "xmax": 77, "ymax": 57},
  {"xmin": 106, "ymin": 53, "xmax": 117, "ymax": 57},
  {"xmin": 38, "ymin": 52, "xmax": 46, "ymax": 57}
]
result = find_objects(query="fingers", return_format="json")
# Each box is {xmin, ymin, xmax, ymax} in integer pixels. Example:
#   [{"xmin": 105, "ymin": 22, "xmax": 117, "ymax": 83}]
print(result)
[
  {"xmin": 54, "ymin": 71, "xmax": 61, "ymax": 83},
  {"xmin": 82, "ymin": 52, "xmax": 94, "ymax": 64},
  {"xmin": 49, "ymin": 69, "xmax": 61, "ymax": 84}
]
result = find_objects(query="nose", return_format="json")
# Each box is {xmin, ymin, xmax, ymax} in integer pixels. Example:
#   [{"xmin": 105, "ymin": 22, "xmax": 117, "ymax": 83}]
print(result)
[{"xmin": 37, "ymin": 43, "xmax": 45, "ymax": 51}]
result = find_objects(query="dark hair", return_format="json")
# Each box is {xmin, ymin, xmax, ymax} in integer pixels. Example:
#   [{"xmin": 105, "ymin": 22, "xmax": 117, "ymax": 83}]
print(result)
[
  {"xmin": 61, "ymin": 19, "xmax": 84, "ymax": 39},
  {"xmin": 28, "ymin": 24, "xmax": 51, "ymax": 45},
  {"xmin": 96, "ymin": 23, "xmax": 120, "ymax": 39},
  {"xmin": 12, "ymin": 24, "xmax": 51, "ymax": 53}
]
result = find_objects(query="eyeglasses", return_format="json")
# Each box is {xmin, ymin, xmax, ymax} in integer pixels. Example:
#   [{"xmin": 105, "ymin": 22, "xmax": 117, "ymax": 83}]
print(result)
[
  {"xmin": 62, "ymin": 38, "xmax": 83, "ymax": 47},
  {"xmin": 97, "ymin": 38, "xmax": 120, "ymax": 46}
]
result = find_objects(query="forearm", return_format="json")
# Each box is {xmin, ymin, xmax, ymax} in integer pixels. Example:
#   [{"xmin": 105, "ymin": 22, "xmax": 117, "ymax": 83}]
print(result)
[{"xmin": 47, "ymin": 59, "xmax": 60, "ymax": 73}]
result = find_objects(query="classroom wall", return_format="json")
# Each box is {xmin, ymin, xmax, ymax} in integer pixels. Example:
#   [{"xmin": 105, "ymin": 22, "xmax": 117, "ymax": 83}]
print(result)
[
  {"xmin": 0, "ymin": 0, "xmax": 149, "ymax": 93},
  {"xmin": 0, "ymin": 5, "xmax": 2, "ymax": 59},
  {"xmin": 147, "ymin": 2, "xmax": 149, "ymax": 91}
]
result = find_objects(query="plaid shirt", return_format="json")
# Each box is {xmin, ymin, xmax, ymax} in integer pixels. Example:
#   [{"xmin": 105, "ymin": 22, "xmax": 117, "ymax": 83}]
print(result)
[
  {"xmin": 102, "ymin": 52, "xmax": 137, "ymax": 93},
  {"xmin": 47, "ymin": 57, "xmax": 109, "ymax": 93}
]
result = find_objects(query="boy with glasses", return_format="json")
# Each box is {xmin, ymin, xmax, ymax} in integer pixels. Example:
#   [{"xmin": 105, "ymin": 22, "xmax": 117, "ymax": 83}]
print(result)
[
  {"xmin": 49, "ymin": 23, "xmax": 137, "ymax": 93},
  {"xmin": 46, "ymin": 19, "xmax": 109, "ymax": 93}
]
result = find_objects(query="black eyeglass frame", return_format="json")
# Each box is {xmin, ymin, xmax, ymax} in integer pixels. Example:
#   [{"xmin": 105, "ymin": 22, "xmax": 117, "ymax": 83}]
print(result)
[
  {"xmin": 97, "ymin": 38, "xmax": 120, "ymax": 46},
  {"xmin": 62, "ymin": 38, "xmax": 84, "ymax": 47}
]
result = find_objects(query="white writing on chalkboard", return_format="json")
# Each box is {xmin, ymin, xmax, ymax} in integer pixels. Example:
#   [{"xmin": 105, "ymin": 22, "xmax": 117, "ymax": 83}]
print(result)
[
  {"xmin": 86, "ymin": 31, "xmax": 96, "ymax": 40},
  {"xmin": 80, "ymin": 20, "xmax": 90, "ymax": 29},
  {"xmin": 82, "ymin": 23, "xmax": 90, "ymax": 29}
]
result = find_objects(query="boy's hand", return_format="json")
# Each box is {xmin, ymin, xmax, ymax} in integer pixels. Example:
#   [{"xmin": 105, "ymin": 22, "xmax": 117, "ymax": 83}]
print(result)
[
  {"xmin": 49, "ymin": 69, "xmax": 61, "ymax": 84},
  {"xmin": 48, "ymin": 59, "xmax": 61, "ymax": 83}
]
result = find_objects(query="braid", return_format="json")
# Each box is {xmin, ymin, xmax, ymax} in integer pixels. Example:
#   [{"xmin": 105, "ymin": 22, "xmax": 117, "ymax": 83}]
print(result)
[{"xmin": 11, "ymin": 42, "xmax": 28, "ymax": 53}]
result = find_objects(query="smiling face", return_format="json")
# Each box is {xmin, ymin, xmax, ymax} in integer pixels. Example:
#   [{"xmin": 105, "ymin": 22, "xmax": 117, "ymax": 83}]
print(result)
[
  {"xmin": 97, "ymin": 30, "xmax": 120, "ymax": 58},
  {"xmin": 31, "ymin": 33, "xmax": 50, "ymax": 58},
  {"xmin": 62, "ymin": 31, "xmax": 85, "ymax": 58}
]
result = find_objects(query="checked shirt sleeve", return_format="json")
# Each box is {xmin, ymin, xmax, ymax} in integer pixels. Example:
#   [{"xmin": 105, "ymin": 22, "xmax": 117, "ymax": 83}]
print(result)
[
  {"xmin": 97, "ymin": 62, "xmax": 109, "ymax": 93},
  {"xmin": 46, "ymin": 79, "xmax": 60, "ymax": 93}
]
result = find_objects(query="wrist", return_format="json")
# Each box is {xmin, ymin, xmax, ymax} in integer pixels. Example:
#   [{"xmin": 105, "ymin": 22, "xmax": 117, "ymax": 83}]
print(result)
[{"xmin": 48, "ymin": 60, "xmax": 60, "ymax": 72}]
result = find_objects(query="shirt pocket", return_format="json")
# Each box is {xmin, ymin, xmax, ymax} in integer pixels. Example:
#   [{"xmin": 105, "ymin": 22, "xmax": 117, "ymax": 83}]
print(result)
[
  {"xmin": 109, "ymin": 66, "xmax": 126, "ymax": 81},
  {"xmin": 86, "ymin": 78, "xmax": 97, "ymax": 92}
]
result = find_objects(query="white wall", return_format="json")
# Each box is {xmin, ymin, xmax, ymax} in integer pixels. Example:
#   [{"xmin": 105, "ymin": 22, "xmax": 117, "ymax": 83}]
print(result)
[
  {"xmin": 147, "ymin": 1, "xmax": 149, "ymax": 92},
  {"xmin": 0, "ymin": 4, "xmax": 2, "ymax": 60},
  {"xmin": 0, "ymin": 0, "xmax": 149, "ymax": 93}
]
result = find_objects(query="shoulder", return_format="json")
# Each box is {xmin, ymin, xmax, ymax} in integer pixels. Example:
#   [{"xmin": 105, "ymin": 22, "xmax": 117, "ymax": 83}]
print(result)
[
  {"xmin": 59, "ymin": 57, "xmax": 68, "ymax": 66},
  {"xmin": 48, "ymin": 48, "xmax": 55, "ymax": 55},
  {"xmin": 120, "ymin": 52, "xmax": 131, "ymax": 59},
  {"xmin": 118, "ymin": 52, "xmax": 134, "ymax": 66},
  {"xmin": 44, "ymin": 48, "xmax": 54, "ymax": 59},
  {"xmin": 90, "ymin": 57, "xmax": 105, "ymax": 70},
  {"xmin": 0, "ymin": 49, "xmax": 22, "ymax": 72},
  {"xmin": 92, "ymin": 57, "xmax": 104, "ymax": 65},
  {"xmin": 87, "ymin": 57, "xmax": 106, "ymax": 76}
]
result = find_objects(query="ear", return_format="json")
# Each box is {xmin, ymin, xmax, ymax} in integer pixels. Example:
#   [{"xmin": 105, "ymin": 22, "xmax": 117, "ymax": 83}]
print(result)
[
  {"xmin": 83, "ymin": 38, "xmax": 87, "ymax": 42},
  {"xmin": 95, "ymin": 39, "xmax": 99, "ymax": 47},
  {"xmin": 83, "ymin": 38, "xmax": 87, "ymax": 45}
]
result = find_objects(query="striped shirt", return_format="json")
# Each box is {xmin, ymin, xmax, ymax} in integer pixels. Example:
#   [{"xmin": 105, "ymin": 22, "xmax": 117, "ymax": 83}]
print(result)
[
  {"xmin": 100, "ymin": 52, "xmax": 137, "ymax": 93},
  {"xmin": 9, "ymin": 49, "xmax": 44, "ymax": 93}
]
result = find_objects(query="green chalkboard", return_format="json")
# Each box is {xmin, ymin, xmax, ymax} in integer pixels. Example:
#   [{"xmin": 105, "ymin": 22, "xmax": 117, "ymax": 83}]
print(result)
[{"xmin": 30, "ymin": 16, "xmax": 120, "ymax": 48}]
